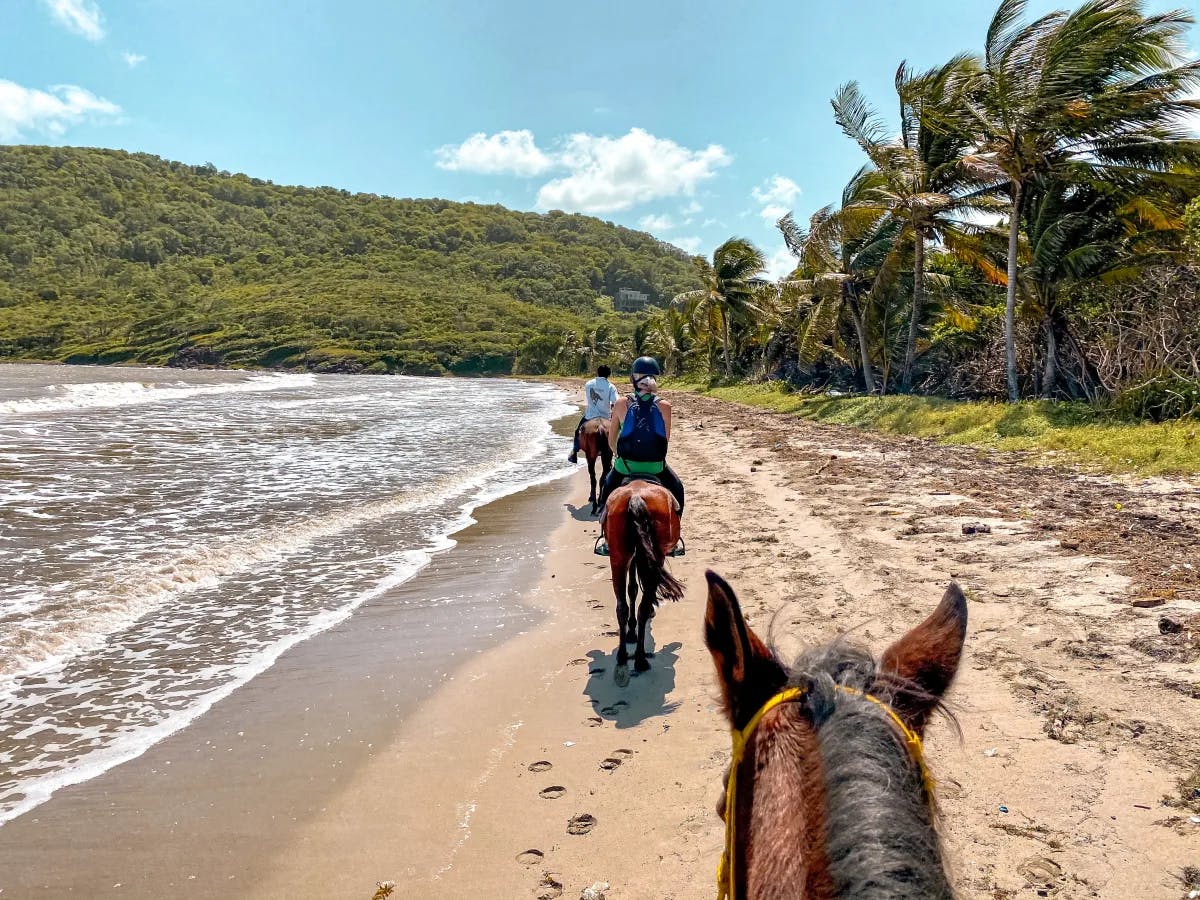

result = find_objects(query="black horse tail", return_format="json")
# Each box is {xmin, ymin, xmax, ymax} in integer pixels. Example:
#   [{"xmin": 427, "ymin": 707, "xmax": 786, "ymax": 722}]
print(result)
[{"xmin": 628, "ymin": 493, "xmax": 684, "ymax": 604}]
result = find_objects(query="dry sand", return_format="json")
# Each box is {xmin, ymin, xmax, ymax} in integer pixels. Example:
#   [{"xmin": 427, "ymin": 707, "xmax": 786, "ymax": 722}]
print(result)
[{"xmin": 5, "ymin": 390, "xmax": 1199, "ymax": 899}]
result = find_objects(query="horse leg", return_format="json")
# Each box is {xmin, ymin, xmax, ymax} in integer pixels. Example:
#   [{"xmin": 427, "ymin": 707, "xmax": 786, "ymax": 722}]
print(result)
[
  {"xmin": 624, "ymin": 566, "xmax": 639, "ymax": 644},
  {"xmin": 587, "ymin": 454, "xmax": 598, "ymax": 515},
  {"xmin": 634, "ymin": 568, "xmax": 657, "ymax": 673},
  {"xmin": 611, "ymin": 548, "xmax": 632, "ymax": 688}
]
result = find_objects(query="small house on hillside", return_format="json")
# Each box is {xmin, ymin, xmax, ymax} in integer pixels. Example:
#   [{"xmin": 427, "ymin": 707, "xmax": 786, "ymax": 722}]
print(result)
[{"xmin": 614, "ymin": 288, "xmax": 650, "ymax": 312}]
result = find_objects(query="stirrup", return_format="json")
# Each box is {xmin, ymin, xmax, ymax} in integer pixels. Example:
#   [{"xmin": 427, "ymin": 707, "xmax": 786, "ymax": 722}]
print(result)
[
  {"xmin": 593, "ymin": 536, "xmax": 610, "ymax": 557},
  {"xmin": 669, "ymin": 537, "xmax": 686, "ymax": 557}
]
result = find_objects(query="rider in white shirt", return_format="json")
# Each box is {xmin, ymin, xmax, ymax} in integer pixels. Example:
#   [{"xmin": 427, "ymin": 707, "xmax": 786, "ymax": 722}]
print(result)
[{"xmin": 568, "ymin": 365, "xmax": 619, "ymax": 464}]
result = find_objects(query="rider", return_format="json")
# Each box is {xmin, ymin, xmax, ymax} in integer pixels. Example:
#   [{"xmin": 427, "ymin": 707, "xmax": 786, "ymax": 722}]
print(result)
[
  {"xmin": 595, "ymin": 356, "xmax": 685, "ymax": 553},
  {"xmin": 567, "ymin": 364, "xmax": 619, "ymax": 464}
]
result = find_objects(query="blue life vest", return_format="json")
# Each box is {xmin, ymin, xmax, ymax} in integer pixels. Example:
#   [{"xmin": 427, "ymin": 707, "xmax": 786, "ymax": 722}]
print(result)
[{"xmin": 617, "ymin": 393, "xmax": 668, "ymax": 463}]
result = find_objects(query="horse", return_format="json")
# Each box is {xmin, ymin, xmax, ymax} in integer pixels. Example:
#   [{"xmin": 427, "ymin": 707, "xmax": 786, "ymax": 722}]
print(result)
[
  {"xmin": 703, "ymin": 569, "xmax": 967, "ymax": 900},
  {"xmin": 579, "ymin": 418, "xmax": 612, "ymax": 515},
  {"xmin": 603, "ymin": 478, "xmax": 683, "ymax": 686}
]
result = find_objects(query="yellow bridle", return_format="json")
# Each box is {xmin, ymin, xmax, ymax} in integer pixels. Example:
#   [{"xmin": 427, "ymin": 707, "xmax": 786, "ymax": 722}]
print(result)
[{"xmin": 717, "ymin": 685, "xmax": 934, "ymax": 900}]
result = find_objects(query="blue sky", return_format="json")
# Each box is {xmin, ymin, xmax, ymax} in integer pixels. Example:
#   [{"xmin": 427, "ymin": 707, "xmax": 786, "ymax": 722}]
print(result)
[{"xmin": 3, "ymin": 0, "xmax": 1196, "ymax": 276}]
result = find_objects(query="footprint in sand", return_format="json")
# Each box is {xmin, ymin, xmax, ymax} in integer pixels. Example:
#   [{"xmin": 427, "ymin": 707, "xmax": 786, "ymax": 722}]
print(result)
[
  {"xmin": 567, "ymin": 813, "xmax": 597, "ymax": 835},
  {"xmin": 539, "ymin": 786, "xmax": 567, "ymax": 800},
  {"xmin": 536, "ymin": 872, "xmax": 564, "ymax": 899},
  {"xmin": 528, "ymin": 761, "xmax": 553, "ymax": 773},
  {"xmin": 515, "ymin": 849, "xmax": 544, "ymax": 867}
]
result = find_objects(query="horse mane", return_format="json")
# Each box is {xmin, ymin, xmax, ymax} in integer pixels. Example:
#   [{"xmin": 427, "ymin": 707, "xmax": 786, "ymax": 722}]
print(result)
[{"xmin": 788, "ymin": 642, "xmax": 955, "ymax": 900}]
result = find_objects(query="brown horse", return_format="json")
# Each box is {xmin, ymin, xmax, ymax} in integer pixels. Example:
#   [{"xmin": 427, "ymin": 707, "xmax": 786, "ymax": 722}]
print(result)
[
  {"xmin": 703, "ymin": 569, "xmax": 967, "ymax": 900},
  {"xmin": 579, "ymin": 418, "xmax": 612, "ymax": 516},
  {"xmin": 603, "ymin": 479, "xmax": 683, "ymax": 686}
]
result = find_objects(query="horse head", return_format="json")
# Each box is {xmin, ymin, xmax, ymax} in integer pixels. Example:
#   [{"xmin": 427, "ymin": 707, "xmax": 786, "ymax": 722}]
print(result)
[{"xmin": 704, "ymin": 569, "xmax": 966, "ymax": 900}]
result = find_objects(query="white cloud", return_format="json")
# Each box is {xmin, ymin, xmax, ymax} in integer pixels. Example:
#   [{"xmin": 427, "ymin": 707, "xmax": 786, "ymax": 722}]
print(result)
[
  {"xmin": 752, "ymin": 175, "xmax": 802, "ymax": 222},
  {"xmin": 0, "ymin": 80, "xmax": 121, "ymax": 141},
  {"xmin": 638, "ymin": 213, "xmax": 674, "ymax": 232},
  {"xmin": 122, "ymin": 51, "xmax": 146, "ymax": 68},
  {"xmin": 435, "ymin": 129, "xmax": 554, "ymax": 176},
  {"xmin": 41, "ymin": 0, "xmax": 105, "ymax": 41},
  {"xmin": 535, "ymin": 128, "xmax": 730, "ymax": 214},
  {"xmin": 765, "ymin": 245, "xmax": 799, "ymax": 280},
  {"xmin": 681, "ymin": 200, "xmax": 703, "ymax": 215},
  {"xmin": 673, "ymin": 236, "xmax": 704, "ymax": 255}
]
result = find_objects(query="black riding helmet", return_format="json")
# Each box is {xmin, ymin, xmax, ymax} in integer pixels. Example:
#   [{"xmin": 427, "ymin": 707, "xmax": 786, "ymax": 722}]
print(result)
[{"xmin": 631, "ymin": 356, "xmax": 661, "ymax": 376}]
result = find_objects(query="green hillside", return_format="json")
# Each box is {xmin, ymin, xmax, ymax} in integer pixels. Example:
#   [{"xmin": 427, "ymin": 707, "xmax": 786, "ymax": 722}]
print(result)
[{"xmin": 0, "ymin": 146, "xmax": 699, "ymax": 374}]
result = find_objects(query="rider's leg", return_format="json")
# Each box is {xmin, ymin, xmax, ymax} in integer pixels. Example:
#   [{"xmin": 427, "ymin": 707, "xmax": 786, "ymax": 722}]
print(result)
[
  {"xmin": 661, "ymin": 464, "xmax": 685, "ymax": 517},
  {"xmin": 567, "ymin": 415, "xmax": 586, "ymax": 462}
]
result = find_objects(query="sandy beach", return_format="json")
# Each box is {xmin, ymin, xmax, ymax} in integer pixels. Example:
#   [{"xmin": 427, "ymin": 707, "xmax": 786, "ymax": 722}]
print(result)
[{"xmin": 3, "ymin": 389, "xmax": 1199, "ymax": 899}]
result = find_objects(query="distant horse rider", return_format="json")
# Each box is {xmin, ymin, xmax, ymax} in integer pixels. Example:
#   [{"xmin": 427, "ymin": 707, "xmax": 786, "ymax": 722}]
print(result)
[
  {"xmin": 595, "ymin": 356, "xmax": 684, "ymax": 554},
  {"xmin": 568, "ymin": 364, "xmax": 619, "ymax": 464}
]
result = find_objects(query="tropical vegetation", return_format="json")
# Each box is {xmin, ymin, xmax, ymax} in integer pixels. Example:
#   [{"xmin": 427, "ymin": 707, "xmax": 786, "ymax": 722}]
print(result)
[
  {"xmin": 651, "ymin": 0, "xmax": 1200, "ymax": 418},
  {"xmin": 0, "ymin": 146, "xmax": 699, "ymax": 374}
]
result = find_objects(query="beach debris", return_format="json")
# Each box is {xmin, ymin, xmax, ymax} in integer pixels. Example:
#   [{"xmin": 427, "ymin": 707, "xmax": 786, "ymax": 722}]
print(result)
[
  {"xmin": 1131, "ymin": 597, "xmax": 1166, "ymax": 609},
  {"xmin": 984, "ymin": 748, "xmax": 998, "ymax": 757},
  {"xmin": 516, "ymin": 849, "xmax": 545, "ymax": 866},
  {"xmin": 567, "ymin": 813, "xmax": 597, "ymax": 835},
  {"xmin": 962, "ymin": 522, "xmax": 992, "ymax": 535},
  {"xmin": 1159, "ymin": 614, "xmax": 1185, "ymax": 634},
  {"xmin": 998, "ymin": 805, "xmax": 1009, "ymax": 814},
  {"xmin": 580, "ymin": 882, "xmax": 610, "ymax": 900},
  {"xmin": 1060, "ymin": 538, "xmax": 1081, "ymax": 550},
  {"xmin": 371, "ymin": 882, "xmax": 396, "ymax": 900},
  {"xmin": 751, "ymin": 458, "xmax": 764, "ymax": 465},
  {"xmin": 537, "ymin": 872, "xmax": 564, "ymax": 899}
]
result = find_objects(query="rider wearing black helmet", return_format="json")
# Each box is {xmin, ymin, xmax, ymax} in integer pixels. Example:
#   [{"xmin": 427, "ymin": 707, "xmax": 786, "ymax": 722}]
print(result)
[{"xmin": 594, "ymin": 356, "xmax": 685, "ymax": 552}]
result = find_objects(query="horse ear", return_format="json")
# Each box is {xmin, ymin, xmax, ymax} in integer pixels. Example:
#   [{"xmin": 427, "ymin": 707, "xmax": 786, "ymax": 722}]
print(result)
[
  {"xmin": 704, "ymin": 570, "xmax": 786, "ymax": 729},
  {"xmin": 879, "ymin": 583, "xmax": 968, "ymax": 735}
]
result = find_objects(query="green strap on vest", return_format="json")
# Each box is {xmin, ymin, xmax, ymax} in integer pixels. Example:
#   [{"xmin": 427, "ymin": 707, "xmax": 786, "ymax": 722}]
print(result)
[{"xmin": 614, "ymin": 457, "xmax": 665, "ymax": 476}]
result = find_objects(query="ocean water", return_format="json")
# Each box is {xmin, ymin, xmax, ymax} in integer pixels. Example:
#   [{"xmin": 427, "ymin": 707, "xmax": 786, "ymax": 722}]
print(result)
[{"xmin": 0, "ymin": 364, "xmax": 573, "ymax": 825}]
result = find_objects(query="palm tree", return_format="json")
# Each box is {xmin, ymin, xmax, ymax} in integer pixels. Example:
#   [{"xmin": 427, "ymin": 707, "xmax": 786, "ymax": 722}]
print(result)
[
  {"xmin": 963, "ymin": 0, "xmax": 1200, "ymax": 400},
  {"xmin": 831, "ymin": 55, "xmax": 1006, "ymax": 392},
  {"xmin": 777, "ymin": 167, "xmax": 902, "ymax": 393},
  {"xmin": 672, "ymin": 238, "xmax": 766, "ymax": 377},
  {"xmin": 645, "ymin": 305, "xmax": 695, "ymax": 376}
]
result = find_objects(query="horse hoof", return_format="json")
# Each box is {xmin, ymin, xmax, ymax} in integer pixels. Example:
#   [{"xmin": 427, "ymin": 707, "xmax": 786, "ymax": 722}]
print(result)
[
  {"xmin": 624, "ymin": 633, "xmax": 638, "ymax": 645},
  {"xmin": 634, "ymin": 657, "xmax": 651, "ymax": 673},
  {"xmin": 614, "ymin": 664, "xmax": 630, "ymax": 688}
]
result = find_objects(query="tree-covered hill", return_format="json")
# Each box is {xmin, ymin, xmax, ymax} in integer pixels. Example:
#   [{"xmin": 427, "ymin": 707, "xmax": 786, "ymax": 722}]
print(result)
[{"xmin": 0, "ymin": 146, "xmax": 699, "ymax": 374}]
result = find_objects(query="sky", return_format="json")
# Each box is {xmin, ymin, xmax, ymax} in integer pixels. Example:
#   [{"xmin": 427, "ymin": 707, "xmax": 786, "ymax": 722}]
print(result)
[{"xmin": 2, "ymin": 0, "xmax": 1197, "ymax": 277}]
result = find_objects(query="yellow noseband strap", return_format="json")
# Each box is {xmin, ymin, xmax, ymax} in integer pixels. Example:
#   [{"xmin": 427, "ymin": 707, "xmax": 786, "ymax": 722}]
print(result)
[{"xmin": 716, "ymin": 684, "xmax": 934, "ymax": 900}]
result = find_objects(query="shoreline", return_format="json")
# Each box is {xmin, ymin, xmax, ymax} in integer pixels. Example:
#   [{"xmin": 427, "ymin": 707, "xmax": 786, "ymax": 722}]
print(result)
[
  {"xmin": 2, "ymin": 389, "xmax": 1196, "ymax": 898},
  {"xmin": 0, "ymin": 469, "xmax": 579, "ymax": 898}
]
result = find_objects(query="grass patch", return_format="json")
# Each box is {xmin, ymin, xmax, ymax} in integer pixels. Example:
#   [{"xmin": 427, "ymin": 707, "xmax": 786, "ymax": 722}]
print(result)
[{"xmin": 669, "ymin": 380, "xmax": 1200, "ymax": 477}]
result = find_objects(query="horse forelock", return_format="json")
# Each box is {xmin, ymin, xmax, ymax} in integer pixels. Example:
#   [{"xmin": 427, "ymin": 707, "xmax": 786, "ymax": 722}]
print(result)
[{"xmin": 782, "ymin": 643, "xmax": 954, "ymax": 900}]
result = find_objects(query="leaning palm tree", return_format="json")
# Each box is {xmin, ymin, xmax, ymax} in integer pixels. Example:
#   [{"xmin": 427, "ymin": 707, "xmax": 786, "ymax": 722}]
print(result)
[
  {"xmin": 778, "ymin": 167, "xmax": 903, "ymax": 393},
  {"xmin": 645, "ymin": 305, "xmax": 695, "ymax": 376},
  {"xmin": 672, "ymin": 238, "xmax": 766, "ymax": 377},
  {"xmin": 963, "ymin": 0, "xmax": 1200, "ymax": 400},
  {"xmin": 831, "ymin": 54, "xmax": 1000, "ymax": 391}
]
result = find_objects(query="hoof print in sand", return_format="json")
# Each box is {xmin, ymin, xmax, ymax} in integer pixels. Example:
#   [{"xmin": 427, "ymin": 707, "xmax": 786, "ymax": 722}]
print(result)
[
  {"xmin": 539, "ymin": 785, "xmax": 567, "ymax": 800},
  {"xmin": 599, "ymin": 757, "xmax": 623, "ymax": 770},
  {"xmin": 567, "ymin": 813, "xmax": 597, "ymax": 835},
  {"xmin": 516, "ymin": 849, "xmax": 545, "ymax": 867},
  {"xmin": 528, "ymin": 760, "xmax": 553, "ymax": 773},
  {"xmin": 586, "ymin": 716, "xmax": 603, "ymax": 727},
  {"xmin": 569, "ymin": 658, "xmax": 589, "ymax": 666},
  {"xmin": 536, "ymin": 872, "xmax": 564, "ymax": 899},
  {"xmin": 612, "ymin": 748, "xmax": 633, "ymax": 758},
  {"xmin": 1017, "ymin": 856, "xmax": 1064, "ymax": 895}
]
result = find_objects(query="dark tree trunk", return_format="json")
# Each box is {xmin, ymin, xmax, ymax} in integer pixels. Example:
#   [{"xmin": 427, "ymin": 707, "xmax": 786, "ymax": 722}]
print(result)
[
  {"xmin": 847, "ymin": 290, "xmax": 874, "ymax": 394},
  {"xmin": 1041, "ymin": 313, "xmax": 1058, "ymax": 400},
  {"xmin": 902, "ymin": 227, "xmax": 925, "ymax": 392}
]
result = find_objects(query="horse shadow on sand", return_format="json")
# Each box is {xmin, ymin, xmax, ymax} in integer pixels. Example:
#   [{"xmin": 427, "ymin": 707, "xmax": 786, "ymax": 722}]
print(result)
[
  {"xmin": 565, "ymin": 502, "xmax": 597, "ymax": 523},
  {"xmin": 583, "ymin": 638, "xmax": 682, "ymax": 728}
]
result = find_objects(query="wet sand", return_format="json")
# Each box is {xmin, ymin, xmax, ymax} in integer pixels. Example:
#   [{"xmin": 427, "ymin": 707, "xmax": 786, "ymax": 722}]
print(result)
[
  {"xmin": 3, "ymin": 391, "xmax": 1199, "ymax": 899},
  {"xmin": 0, "ymin": 478, "xmax": 568, "ymax": 898}
]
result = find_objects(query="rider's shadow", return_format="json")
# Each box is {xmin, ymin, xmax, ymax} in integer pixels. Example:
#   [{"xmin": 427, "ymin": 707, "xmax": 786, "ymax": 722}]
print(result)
[{"xmin": 583, "ymin": 639, "xmax": 682, "ymax": 728}]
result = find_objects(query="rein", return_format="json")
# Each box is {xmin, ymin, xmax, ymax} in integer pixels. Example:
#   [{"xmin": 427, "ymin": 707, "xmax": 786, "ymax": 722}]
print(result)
[{"xmin": 717, "ymin": 685, "xmax": 935, "ymax": 900}]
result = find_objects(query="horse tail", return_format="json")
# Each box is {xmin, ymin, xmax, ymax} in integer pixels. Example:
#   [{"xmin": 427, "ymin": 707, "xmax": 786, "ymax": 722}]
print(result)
[{"xmin": 628, "ymin": 493, "xmax": 684, "ymax": 604}]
